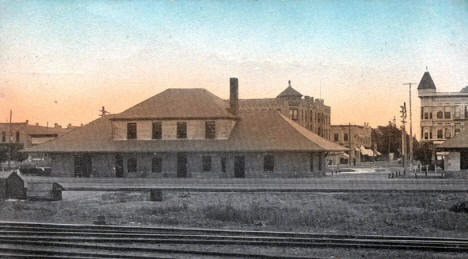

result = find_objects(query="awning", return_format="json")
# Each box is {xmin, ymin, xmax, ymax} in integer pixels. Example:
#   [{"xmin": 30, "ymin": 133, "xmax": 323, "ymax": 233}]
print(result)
[
  {"xmin": 360, "ymin": 146, "xmax": 374, "ymax": 156},
  {"xmin": 339, "ymin": 152, "xmax": 349, "ymax": 158}
]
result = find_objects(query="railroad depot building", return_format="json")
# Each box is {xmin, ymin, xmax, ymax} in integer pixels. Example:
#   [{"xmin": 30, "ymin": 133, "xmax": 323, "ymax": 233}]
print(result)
[{"xmin": 23, "ymin": 78, "xmax": 346, "ymax": 178}]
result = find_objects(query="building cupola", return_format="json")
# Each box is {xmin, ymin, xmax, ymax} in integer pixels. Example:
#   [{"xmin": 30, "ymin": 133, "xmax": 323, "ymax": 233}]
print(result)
[
  {"xmin": 417, "ymin": 71, "xmax": 436, "ymax": 97},
  {"xmin": 277, "ymin": 80, "xmax": 303, "ymax": 99}
]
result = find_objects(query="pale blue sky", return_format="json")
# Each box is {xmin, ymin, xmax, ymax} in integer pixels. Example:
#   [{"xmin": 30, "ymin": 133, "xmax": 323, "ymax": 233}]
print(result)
[{"xmin": 0, "ymin": 0, "xmax": 467, "ymax": 132}]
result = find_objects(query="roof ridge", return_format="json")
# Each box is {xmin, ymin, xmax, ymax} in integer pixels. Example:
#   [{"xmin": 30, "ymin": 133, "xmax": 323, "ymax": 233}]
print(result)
[{"xmin": 113, "ymin": 88, "xmax": 236, "ymax": 120}]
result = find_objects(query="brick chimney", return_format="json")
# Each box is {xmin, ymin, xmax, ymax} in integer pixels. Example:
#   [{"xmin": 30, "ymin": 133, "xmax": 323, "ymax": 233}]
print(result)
[{"xmin": 229, "ymin": 77, "xmax": 239, "ymax": 115}]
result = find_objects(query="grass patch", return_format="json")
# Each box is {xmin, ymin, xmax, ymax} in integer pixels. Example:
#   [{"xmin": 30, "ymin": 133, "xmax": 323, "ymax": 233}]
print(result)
[
  {"xmin": 201, "ymin": 201, "xmax": 354, "ymax": 229},
  {"xmin": 1, "ymin": 191, "xmax": 466, "ymax": 237}
]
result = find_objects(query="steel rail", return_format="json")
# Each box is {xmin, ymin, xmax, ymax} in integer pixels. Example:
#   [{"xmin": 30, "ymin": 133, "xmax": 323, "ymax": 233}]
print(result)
[
  {"xmin": 0, "ymin": 235, "xmax": 467, "ymax": 252},
  {"xmin": 1, "ymin": 232, "xmax": 467, "ymax": 248},
  {"xmin": 1, "ymin": 221, "xmax": 467, "ymax": 242},
  {"xmin": 0, "ymin": 240, "xmax": 316, "ymax": 259},
  {"xmin": 0, "ymin": 246, "xmax": 171, "ymax": 259}
]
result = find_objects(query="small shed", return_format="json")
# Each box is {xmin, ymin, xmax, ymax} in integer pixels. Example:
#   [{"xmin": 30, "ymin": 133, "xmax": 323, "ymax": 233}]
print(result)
[
  {"xmin": 0, "ymin": 171, "xmax": 26, "ymax": 200},
  {"xmin": 437, "ymin": 129, "xmax": 468, "ymax": 171}
]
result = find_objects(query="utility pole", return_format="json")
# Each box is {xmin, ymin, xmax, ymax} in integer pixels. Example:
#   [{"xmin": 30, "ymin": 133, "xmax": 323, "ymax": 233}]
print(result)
[
  {"xmin": 99, "ymin": 106, "xmax": 109, "ymax": 117},
  {"xmin": 348, "ymin": 123, "xmax": 352, "ymax": 166},
  {"xmin": 7, "ymin": 110, "xmax": 12, "ymax": 169},
  {"xmin": 400, "ymin": 102, "xmax": 407, "ymax": 173},
  {"xmin": 403, "ymin": 82, "xmax": 417, "ymax": 172}
]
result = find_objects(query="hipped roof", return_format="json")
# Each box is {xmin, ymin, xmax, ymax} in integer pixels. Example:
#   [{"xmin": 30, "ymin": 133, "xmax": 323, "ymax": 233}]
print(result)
[
  {"xmin": 24, "ymin": 125, "xmax": 71, "ymax": 136},
  {"xmin": 437, "ymin": 128, "xmax": 468, "ymax": 149},
  {"xmin": 23, "ymin": 111, "xmax": 346, "ymax": 153},
  {"xmin": 277, "ymin": 86, "xmax": 303, "ymax": 98},
  {"xmin": 111, "ymin": 88, "xmax": 236, "ymax": 120}
]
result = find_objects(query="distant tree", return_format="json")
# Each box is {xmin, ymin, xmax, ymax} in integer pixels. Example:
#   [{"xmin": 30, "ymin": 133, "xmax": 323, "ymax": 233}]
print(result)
[
  {"xmin": 414, "ymin": 142, "xmax": 433, "ymax": 165},
  {"xmin": 0, "ymin": 143, "xmax": 27, "ymax": 163},
  {"xmin": 372, "ymin": 122, "xmax": 402, "ymax": 158}
]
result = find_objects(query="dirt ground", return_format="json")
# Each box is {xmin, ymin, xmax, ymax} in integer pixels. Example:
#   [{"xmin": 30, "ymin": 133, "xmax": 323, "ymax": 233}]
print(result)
[{"xmin": 1, "ymin": 191, "xmax": 467, "ymax": 258}]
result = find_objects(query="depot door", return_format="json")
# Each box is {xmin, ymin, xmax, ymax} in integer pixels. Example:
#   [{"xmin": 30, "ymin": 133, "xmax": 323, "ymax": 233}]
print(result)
[
  {"xmin": 461, "ymin": 151, "xmax": 468, "ymax": 170},
  {"xmin": 115, "ymin": 154, "xmax": 124, "ymax": 177},
  {"xmin": 74, "ymin": 154, "xmax": 92, "ymax": 178},
  {"xmin": 177, "ymin": 153, "xmax": 188, "ymax": 178},
  {"xmin": 234, "ymin": 156, "xmax": 245, "ymax": 178}
]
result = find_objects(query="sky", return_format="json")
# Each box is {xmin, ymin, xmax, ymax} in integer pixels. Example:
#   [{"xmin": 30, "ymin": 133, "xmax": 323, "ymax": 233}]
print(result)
[{"xmin": 0, "ymin": 0, "xmax": 467, "ymax": 136}]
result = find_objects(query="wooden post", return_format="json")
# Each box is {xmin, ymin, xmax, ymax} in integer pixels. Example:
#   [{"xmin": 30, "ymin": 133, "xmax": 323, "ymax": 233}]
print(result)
[
  {"xmin": 51, "ymin": 189, "xmax": 62, "ymax": 201},
  {"xmin": 51, "ymin": 183, "xmax": 63, "ymax": 201}
]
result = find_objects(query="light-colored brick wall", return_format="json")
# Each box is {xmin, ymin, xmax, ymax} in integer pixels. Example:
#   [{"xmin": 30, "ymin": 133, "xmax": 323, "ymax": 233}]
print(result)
[
  {"xmin": 419, "ymin": 94, "xmax": 468, "ymax": 143},
  {"xmin": 112, "ymin": 119, "xmax": 236, "ymax": 140},
  {"xmin": 445, "ymin": 152, "xmax": 460, "ymax": 171}
]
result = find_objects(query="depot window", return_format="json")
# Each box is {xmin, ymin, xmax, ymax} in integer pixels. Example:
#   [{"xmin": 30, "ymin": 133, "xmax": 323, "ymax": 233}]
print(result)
[
  {"xmin": 127, "ymin": 158, "xmax": 137, "ymax": 173},
  {"xmin": 127, "ymin": 123, "xmax": 137, "ymax": 139},
  {"xmin": 152, "ymin": 122, "xmax": 162, "ymax": 139},
  {"xmin": 152, "ymin": 156, "xmax": 162, "ymax": 173},
  {"xmin": 177, "ymin": 122, "xmax": 187, "ymax": 139},
  {"xmin": 205, "ymin": 121, "xmax": 216, "ymax": 139},
  {"xmin": 202, "ymin": 156, "xmax": 212, "ymax": 171}
]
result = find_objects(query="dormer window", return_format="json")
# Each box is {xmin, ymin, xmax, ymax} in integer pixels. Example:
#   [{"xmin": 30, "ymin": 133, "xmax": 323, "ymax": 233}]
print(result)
[
  {"xmin": 152, "ymin": 122, "xmax": 162, "ymax": 139},
  {"xmin": 127, "ymin": 123, "xmax": 137, "ymax": 139},
  {"xmin": 205, "ymin": 121, "xmax": 216, "ymax": 139},
  {"xmin": 177, "ymin": 122, "xmax": 187, "ymax": 139}
]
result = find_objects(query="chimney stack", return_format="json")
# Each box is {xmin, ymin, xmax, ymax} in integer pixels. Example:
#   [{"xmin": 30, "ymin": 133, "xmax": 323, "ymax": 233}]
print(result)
[{"xmin": 229, "ymin": 77, "xmax": 239, "ymax": 115}]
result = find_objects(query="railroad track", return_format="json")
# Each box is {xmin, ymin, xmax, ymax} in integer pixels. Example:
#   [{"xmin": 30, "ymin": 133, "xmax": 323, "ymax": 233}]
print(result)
[{"xmin": 0, "ymin": 221, "xmax": 467, "ymax": 258}]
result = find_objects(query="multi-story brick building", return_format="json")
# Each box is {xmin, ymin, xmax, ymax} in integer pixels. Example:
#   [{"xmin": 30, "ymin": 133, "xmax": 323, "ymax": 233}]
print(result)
[
  {"xmin": 418, "ymin": 71, "xmax": 468, "ymax": 145},
  {"xmin": 238, "ymin": 81, "xmax": 331, "ymax": 139},
  {"xmin": 330, "ymin": 124, "xmax": 373, "ymax": 165},
  {"xmin": 0, "ymin": 121, "xmax": 72, "ymax": 148},
  {"xmin": 24, "ymin": 78, "xmax": 345, "ymax": 178},
  {"xmin": 0, "ymin": 121, "xmax": 72, "ymax": 161}
]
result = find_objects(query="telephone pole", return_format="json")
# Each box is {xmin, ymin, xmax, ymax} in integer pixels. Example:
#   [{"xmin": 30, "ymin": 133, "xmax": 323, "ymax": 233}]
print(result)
[
  {"xmin": 99, "ymin": 106, "xmax": 109, "ymax": 117},
  {"xmin": 400, "ymin": 102, "xmax": 407, "ymax": 173},
  {"xmin": 348, "ymin": 123, "xmax": 352, "ymax": 166},
  {"xmin": 403, "ymin": 82, "xmax": 417, "ymax": 172},
  {"xmin": 7, "ymin": 110, "xmax": 12, "ymax": 169}
]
